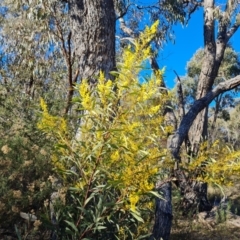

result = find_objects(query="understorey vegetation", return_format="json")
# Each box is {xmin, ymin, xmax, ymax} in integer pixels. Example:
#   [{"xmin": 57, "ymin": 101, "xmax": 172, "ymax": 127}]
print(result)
[{"xmin": 1, "ymin": 1, "xmax": 240, "ymax": 240}]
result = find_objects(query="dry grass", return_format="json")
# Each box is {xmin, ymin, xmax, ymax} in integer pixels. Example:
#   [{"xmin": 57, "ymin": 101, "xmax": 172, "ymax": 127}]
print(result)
[{"xmin": 171, "ymin": 221, "xmax": 240, "ymax": 240}]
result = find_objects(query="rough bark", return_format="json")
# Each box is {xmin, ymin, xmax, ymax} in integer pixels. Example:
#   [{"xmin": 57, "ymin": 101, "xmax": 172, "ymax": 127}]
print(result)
[
  {"xmin": 168, "ymin": 74, "xmax": 240, "ymax": 219},
  {"xmin": 149, "ymin": 57, "xmax": 176, "ymax": 240},
  {"xmin": 150, "ymin": 182, "xmax": 172, "ymax": 240},
  {"xmin": 211, "ymin": 94, "xmax": 222, "ymax": 131},
  {"xmin": 69, "ymin": 0, "xmax": 116, "ymax": 82},
  {"xmin": 70, "ymin": 0, "xmax": 116, "ymax": 140}
]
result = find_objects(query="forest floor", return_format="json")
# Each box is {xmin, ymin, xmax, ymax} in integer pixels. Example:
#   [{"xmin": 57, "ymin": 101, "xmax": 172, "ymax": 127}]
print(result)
[
  {"xmin": 171, "ymin": 218, "xmax": 240, "ymax": 240},
  {"xmin": 1, "ymin": 185, "xmax": 240, "ymax": 239},
  {"xmin": 170, "ymin": 183, "xmax": 240, "ymax": 240}
]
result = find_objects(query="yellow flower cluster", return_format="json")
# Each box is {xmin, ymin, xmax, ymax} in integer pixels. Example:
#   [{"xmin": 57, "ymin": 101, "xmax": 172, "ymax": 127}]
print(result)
[
  {"xmin": 189, "ymin": 140, "xmax": 240, "ymax": 185},
  {"xmin": 97, "ymin": 71, "xmax": 113, "ymax": 106},
  {"xmin": 129, "ymin": 194, "xmax": 139, "ymax": 211},
  {"xmin": 79, "ymin": 80, "xmax": 94, "ymax": 110},
  {"xmin": 37, "ymin": 22, "xmax": 172, "ymax": 234},
  {"xmin": 38, "ymin": 98, "xmax": 67, "ymax": 135},
  {"xmin": 37, "ymin": 98, "xmax": 70, "ymax": 172}
]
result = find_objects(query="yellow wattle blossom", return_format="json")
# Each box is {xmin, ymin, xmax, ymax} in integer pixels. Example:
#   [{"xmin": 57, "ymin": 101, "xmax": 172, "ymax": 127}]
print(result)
[
  {"xmin": 12, "ymin": 190, "xmax": 22, "ymax": 199},
  {"xmin": 1, "ymin": 145, "xmax": 11, "ymax": 154},
  {"xmin": 74, "ymin": 180, "xmax": 86, "ymax": 190},
  {"xmin": 37, "ymin": 21, "xmax": 172, "ymax": 238},
  {"xmin": 79, "ymin": 79, "xmax": 94, "ymax": 110},
  {"xmin": 140, "ymin": 180, "xmax": 154, "ymax": 192},
  {"xmin": 110, "ymin": 150, "xmax": 120, "ymax": 162},
  {"xmin": 12, "ymin": 206, "xmax": 19, "ymax": 213},
  {"xmin": 188, "ymin": 140, "xmax": 240, "ymax": 185},
  {"xmin": 38, "ymin": 98, "xmax": 67, "ymax": 135},
  {"xmin": 129, "ymin": 194, "xmax": 139, "ymax": 211},
  {"xmin": 97, "ymin": 71, "xmax": 113, "ymax": 97},
  {"xmin": 33, "ymin": 220, "xmax": 42, "ymax": 231}
]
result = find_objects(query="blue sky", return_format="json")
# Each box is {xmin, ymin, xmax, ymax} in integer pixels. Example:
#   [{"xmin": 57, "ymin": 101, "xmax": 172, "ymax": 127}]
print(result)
[{"xmin": 159, "ymin": 7, "xmax": 240, "ymax": 89}]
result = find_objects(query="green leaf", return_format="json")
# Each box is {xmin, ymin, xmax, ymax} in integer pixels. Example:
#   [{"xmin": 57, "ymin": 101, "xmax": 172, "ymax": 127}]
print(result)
[
  {"xmin": 97, "ymin": 196, "xmax": 103, "ymax": 210},
  {"xmin": 64, "ymin": 220, "xmax": 78, "ymax": 233},
  {"xmin": 95, "ymin": 225, "xmax": 107, "ymax": 230},
  {"xmin": 148, "ymin": 190, "xmax": 164, "ymax": 199},
  {"xmin": 84, "ymin": 194, "xmax": 95, "ymax": 206},
  {"xmin": 130, "ymin": 211, "xmax": 144, "ymax": 223},
  {"xmin": 137, "ymin": 233, "xmax": 152, "ymax": 239},
  {"xmin": 14, "ymin": 225, "xmax": 22, "ymax": 240}
]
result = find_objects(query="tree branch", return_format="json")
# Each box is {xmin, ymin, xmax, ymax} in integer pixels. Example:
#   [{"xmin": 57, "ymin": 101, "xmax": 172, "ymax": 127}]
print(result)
[
  {"xmin": 169, "ymin": 74, "xmax": 240, "ymax": 160},
  {"xmin": 119, "ymin": 17, "xmax": 135, "ymax": 37},
  {"xmin": 115, "ymin": 3, "xmax": 132, "ymax": 20},
  {"xmin": 226, "ymin": 19, "xmax": 240, "ymax": 41},
  {"xmin": 173, "ymin": 70, "xmax": 185, "ymax": 121}
]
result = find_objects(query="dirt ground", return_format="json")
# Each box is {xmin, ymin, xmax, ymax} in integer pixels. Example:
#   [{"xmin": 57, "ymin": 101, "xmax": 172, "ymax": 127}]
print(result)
[
  {"xmin": 171, "ymin": 222, "xmax": 240, "ymax": 240},
  {"xmin": 170, "ymin": 183, "xmax": 240, "ymax": 240}
]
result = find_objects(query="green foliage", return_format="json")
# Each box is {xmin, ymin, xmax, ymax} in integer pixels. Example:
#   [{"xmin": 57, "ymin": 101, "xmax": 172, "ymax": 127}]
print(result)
[
  {"xmin": 0, "ymin": 135, "xmax": 53, "ymax": 234},
  {"xmin": 37, "ymin": 22, "xmax": 173, "ymax": 239},
  {"xmin": 187, "ymin": 46, "xmax": 240, "ymax": 80}
]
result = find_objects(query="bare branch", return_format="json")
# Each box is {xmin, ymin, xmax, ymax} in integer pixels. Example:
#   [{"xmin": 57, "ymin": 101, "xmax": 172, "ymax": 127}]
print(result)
[
  {"xmin": 185, "ymin": 0, "xmax": 204, "ymax": 23},
  {"xmin": 115, "ymin": 3, "xmax": 132, "ymax": 20},
  {"xmin": 173, "ymin": 70, "xmax": 185, "ymax": 121},
  {"xmin": 226, "ymin": 20, "xmax": 240, "ymax": 40},
  {"xmin": 170, "ymin": 74, "xmax": 240, "ymax": 160},
  {"xmin": 119, "ymin": 18, "xmax": 135, "ymax": 37},
  {"xmin": 217, "ymin": 1, "xmax": 239, "ymax": 43},
  {"xmin": 183, "ymin": 0, "xmax": 203, "ymax": 5}
]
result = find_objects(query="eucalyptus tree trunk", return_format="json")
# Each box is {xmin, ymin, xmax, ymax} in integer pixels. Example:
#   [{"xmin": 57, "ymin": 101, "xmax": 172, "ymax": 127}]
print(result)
[
  {"xmin": 50, "ymin": 0, "xmax": 116, "ymax": 235},
  {"xmin": 185, "ymin": 0, "xmax": 239, "ymax": 213},
  {"xmin": 69, "ymin": 0, "xmax": 115, "ymax": 140},
  {"xmin": 189, "ymin": 0, "xmax": 216, "ymax": 152},
  {"xmin": 189, "ymin": 0, "xmax": 237, "ymax": 151},
  {"xmin": 66, "ymin": 1, "xmax": 240, "ymax": 240},
  {"xmin": 69, "ymin": 0, "xmax": 116, "ymax": 82}
]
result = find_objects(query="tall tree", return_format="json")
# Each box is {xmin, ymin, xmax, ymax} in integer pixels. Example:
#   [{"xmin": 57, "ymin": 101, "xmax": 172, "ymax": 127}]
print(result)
[
  {"xmin": 188, "ymin": 0, "xmax": 240, "ymax": 152},
  {"xmin": 166, "ymin": 1, "xmax": 240, "ymax": 239},
  {"xmin": 69, "ymin": 0, "xmax": 116, "ymax": 82},
  {"xmin": 62, "ymin": 1, "xmax": 240, "ymax": 239},
  {"xmin": 2, "ymin": 0, "xmax": 240, "ymax": 239}
]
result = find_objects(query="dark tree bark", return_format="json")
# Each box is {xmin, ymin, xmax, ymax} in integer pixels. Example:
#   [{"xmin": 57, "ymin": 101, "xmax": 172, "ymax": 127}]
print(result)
[
  {"xmin": 69, "ymin": 0, "xmax": 116, "ymax": 82},
  {"xmin": 150, "ymin": 182, "xmax": 172, "ymax": 240},
  {"xmin": 150, "ymin": 74, "xmax": 240, "ymax": 240}
]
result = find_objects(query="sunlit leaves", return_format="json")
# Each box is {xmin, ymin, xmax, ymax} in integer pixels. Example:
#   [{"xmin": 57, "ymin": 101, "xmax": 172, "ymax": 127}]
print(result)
[{"xmin": 37, "ymin": 22, "xmax": 171, "ymax": 239}]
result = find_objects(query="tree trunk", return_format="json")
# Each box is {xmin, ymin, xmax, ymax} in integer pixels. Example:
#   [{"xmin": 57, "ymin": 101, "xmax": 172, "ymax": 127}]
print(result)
[
  {"xmin": 186, "ymin": 0, "xmax": 233, "ymax": 214},
  {"xmin": 189, "ymin": 0, "xmax": 216, "ymax": 151},
  {"xmin": 175, "ymin": 170, "xmax": 212, "ymax": 213},
  {"xmin": 150, "ymin": 182, "xmax": 172, "ymax": 240},
  {"xmin": 69, "ymin": 0, "xmax": 116, "ymax": 82},
  {"xmin": 70, "ymin": 0, "xmax": 116, "ymax": 139}
]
